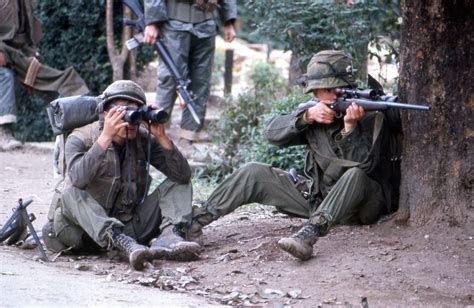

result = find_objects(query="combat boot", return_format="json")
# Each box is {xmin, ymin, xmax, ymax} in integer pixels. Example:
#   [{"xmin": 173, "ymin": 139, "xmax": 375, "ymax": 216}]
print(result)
[
  {"xmin": 0, "ymin": 124, "xmax": 22, "ymax": 151},
  {"xmin": 149, "ymin": 225, "xmax": 201, "ymax": 261},
  {"xmin": 112, "ymin": 233, "xmax": 151, "ymax": 270},
  {"xmin": 277, "ymin": 215, "xmax": 329, "ymax": 261},
  {"xmin": 186, "ymin": 204, "xmax": 215, "ymax": 245}
]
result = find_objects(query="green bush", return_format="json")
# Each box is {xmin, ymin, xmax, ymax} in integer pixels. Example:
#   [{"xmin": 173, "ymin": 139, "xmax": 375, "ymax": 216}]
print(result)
[
  {"xmin": 245, "ymin": 0, "xmax": 400, "ymax": 75},
  {"xmin": 212, "ymin": 62, "xmax": 311, "ymax": 176},
  {"xmin": 211, "ymin": 62, "xmax": 285, "ymax": 169},
  {"xmin": 247, "ymin": 89, "xmax": 309, "ymax": 173}
]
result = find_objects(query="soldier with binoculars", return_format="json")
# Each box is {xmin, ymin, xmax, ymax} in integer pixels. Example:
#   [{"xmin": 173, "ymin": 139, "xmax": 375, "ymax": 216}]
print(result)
[{"xmin": 42, "ymin": 80, "xmax": 200, "ymax": 270}]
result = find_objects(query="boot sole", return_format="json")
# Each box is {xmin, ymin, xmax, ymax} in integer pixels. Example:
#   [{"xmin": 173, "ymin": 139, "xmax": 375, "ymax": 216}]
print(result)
[
  {"xmin": 130, "ymin": 248, "xmax": 152, "ymax": 270},
  {"xmin": 149, "ymin": 246, "xmax": 171, "ymax": 260},
  {"xmin": 167, "ymin": 242, "xmax": 201, "ymax": 261},
  {"xmin": 277, "ymin": 238, "xmax": 313, "ymax": 261}
]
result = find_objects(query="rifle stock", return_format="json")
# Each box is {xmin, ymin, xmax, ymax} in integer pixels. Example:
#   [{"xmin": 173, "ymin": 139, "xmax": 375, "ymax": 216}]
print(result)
[{"xmin": 122, "ymin": 0, "xmax": 201, "ymax": 125}]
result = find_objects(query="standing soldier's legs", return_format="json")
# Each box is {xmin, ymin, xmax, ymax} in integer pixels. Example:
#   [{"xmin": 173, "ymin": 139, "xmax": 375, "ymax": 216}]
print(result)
[
  {"xmin": 179, "ymin": 34, "xmax": 215, "ymax": 141},
  {"xmin": 188, "ymin": 162, "xmax": 311, "ymax": 242},
  {"xmin": 0, "ymin": 67, "xmax": 22, "ymax": 150},
  {"xmin": 278, "ymin": 167, "xmax": 384, "ymax": 261},
  {"xmin": 155, "ymin": 28, "xmax": 191, "ymax": 126}
]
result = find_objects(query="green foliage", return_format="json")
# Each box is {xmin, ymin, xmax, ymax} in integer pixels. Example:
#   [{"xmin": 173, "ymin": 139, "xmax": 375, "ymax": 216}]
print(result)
[
  {"xmin": 249, "ymin": 62, "xmax": 286, "ymax": 98},
  {"xmin": 212, "ymin": 63, "xmax": 308, "ymax": 175},
  {"xmin": 245, "ymin": 0, "xmax": 400, "ymax": 71},
  {"xmin": 212, "ymin": 62, "xmax": 285, "ymax": 168},
  {"xmin": 15, "ymin": 91, "xmax": 55, "ymax": 142},
  {"xmin": 15, "ymin": 0, "xmax": 155, "ymax": 141},
  {"xmin": 246, "ymin": 89, "xmax": 309, "ymax": 173}
]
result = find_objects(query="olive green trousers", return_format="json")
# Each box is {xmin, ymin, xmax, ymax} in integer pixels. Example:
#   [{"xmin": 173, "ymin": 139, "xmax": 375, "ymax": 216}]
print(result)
[
  {"xmin": 206, "ymin": 162, "xmax": 384, "ymax": 228},
  {"xmin": 155, "ymin": 27, "xmax": 215, "ymax": 140},
  {"xmin": 51, "ymin": 179, "xmax": 193, "ymax": 250}
]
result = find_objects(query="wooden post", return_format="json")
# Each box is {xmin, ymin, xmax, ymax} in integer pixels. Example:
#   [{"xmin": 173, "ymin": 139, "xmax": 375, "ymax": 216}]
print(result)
[{"xmin": 224, "ymin": 49, "xmax": 234, "ymax": 96}]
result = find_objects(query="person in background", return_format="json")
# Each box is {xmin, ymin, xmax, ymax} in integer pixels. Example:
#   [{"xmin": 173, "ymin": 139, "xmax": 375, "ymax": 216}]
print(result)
[
  {"xmin": 0, "ymin": 0, "xmax": 88, "ymax": 151},
  {"xmin": 143, "ymin": 0, "xmax": 237, "ymax": 155}
]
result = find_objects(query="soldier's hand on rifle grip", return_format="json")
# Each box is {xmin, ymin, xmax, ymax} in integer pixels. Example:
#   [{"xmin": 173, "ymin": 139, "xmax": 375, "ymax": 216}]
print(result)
[
  {"xmin": 343, "ymin": 103, "xmax": 365, "ymax": 133},
  {"xmin": 144, "ymin": 24, "xmax": 160, "ymax": 45},
  {"xmin": 306, "ymin": 102, "xmax": 336, "ymax": 124}
]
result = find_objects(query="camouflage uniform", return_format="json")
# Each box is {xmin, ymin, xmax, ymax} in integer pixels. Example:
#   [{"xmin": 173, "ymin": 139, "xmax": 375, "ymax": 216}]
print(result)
[
  {"xmin": 144, "ymin": 0, "xmax": 237, "ymax": 141},
  {"xmin": 0, "ymin": 0, "xmax": 88, "ymax": 149},
  {"xmin": 191, "ymin": 51, "xmax": 393, "ymax": 260}
]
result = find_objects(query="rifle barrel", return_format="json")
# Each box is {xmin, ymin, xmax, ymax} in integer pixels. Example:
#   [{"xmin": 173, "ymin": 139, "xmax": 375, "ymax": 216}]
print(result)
[{"xmin": 337, "ymin": 98, "xmax": 430, "ymax": 111}]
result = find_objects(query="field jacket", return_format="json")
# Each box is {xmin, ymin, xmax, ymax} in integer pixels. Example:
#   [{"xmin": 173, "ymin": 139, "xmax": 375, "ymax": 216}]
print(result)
[
  {"xmin": 64, "ymin": 121, "xmax": 191, "ymax": 221},
  {"xmin": 264, "ymin": 106, "xmax": 392, "ymax": 211},
  {"xmin": 145, "ymin": 0, "xmax": 237, "ymax": 37}
]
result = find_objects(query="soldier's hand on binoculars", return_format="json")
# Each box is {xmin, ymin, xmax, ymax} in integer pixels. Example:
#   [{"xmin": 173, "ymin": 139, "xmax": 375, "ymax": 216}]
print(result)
[
  {"xmin": 307, "ymin": 102, "xmax": 336, "ymax": 124},
  {"xmin": 103, "ymin": 106, "xmax": 128, "ymax": 138},
  {"xmin": 147, "ymin": 104, "xmax": 173, "ymax": 150}
]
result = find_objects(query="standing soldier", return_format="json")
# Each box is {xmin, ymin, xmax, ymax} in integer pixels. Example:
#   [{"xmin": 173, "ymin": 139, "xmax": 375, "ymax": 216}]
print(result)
[
  {"xmin": 0, "ymin": 0, "xmax": 88, "ymax": 151},
  {"xmin": 143, "ymin": 0, "xmax": 237, "ymax": 155}
]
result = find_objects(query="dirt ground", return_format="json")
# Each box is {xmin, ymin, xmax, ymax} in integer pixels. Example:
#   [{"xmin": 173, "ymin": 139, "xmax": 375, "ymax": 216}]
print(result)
[{"xmin": 1, "ymin": 145, "xmax": 473, "ymax": 307}]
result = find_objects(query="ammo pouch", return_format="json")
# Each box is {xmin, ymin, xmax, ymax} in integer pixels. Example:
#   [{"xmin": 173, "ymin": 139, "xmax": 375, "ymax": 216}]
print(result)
[
  {"xmin": 193, "ymin": 0, "xmax": 218, "ymax": 12},
  {"xmin": 168, "ymin": 0, "xmax": 216, "ymax": 23}
]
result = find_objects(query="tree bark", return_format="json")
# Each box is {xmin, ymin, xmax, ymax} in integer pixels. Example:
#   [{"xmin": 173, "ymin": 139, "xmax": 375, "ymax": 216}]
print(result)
[
  {"xmin": 106, "ymin": 0, "xmax": 132, "ymax": 81},
  {"xmin": 288, "ymin": 52, "xmax": 302, "ymax": 87},
  {"xmin": 398, "ymin": 0, "xmax": 473, "ymax": 225}
]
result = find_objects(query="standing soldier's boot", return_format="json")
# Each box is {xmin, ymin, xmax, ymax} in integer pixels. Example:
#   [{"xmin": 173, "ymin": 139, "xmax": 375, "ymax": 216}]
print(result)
[
  {"xmin": 186, "ymin": 204, "xmax": 216, "ymax": 245},
  {"xmin": 149, "ymin": 225, "xmax": 201, "ymax": 261},
  {"xmin": 0, "ymin": 124, "xmax": 22, "ymax": 151},
  {"xmin": 277, "ymin": 214, "xmax": 329, "ymax": 261},
  {"xmin": 112, "ymin": 232, "xmax": 151, "ymax": 270}
]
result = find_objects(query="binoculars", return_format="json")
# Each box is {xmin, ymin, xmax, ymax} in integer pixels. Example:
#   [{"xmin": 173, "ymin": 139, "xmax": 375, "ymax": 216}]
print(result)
[{"xmin": 123, "ymin": 106, "xmax": 169, "ymax": 125}]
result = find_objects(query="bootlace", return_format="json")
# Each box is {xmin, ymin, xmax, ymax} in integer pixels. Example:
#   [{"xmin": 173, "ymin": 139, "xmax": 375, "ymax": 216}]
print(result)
[{"xmin": 293, "ymin": 223, "xmax": 316, "ymax": 240}]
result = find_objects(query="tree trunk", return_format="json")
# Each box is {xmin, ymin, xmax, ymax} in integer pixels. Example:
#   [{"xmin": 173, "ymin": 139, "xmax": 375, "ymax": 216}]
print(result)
[
  {"xmin": 398, "ymin": 0, "xmax": 473, "ymax": 225},
  {"xmin": 106, "ymin": 0, "xmax": 132, "ymax": 81},
  {"xmin": 288, "ymin": 52, "xmax": 302, "ymax": 87},
  {"xmin": 127, "ymin": 50, "xmax": 137, "ymax": 81}
]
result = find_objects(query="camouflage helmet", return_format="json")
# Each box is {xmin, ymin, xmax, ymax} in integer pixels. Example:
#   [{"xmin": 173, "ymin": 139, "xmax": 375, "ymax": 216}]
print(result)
[
  {"xmin": 100, "ymin": 80, "xmax": 146, "ymax": 110},
  {"xmin": 303, "ymin": 50, "xmax": 356, "ymax": 93}
]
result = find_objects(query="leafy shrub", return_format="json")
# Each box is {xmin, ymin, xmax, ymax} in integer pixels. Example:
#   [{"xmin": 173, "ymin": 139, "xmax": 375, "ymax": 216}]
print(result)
[
  {"xmin": 212, "ymin": 62, "xmax": 310, "ymax": 176},
  {"xmin": 247, "ymin": 89, "xmax": 309, "ymax": 173},
  {"xmin": 245, "ymin": 0, "xmax": 400, "ymax": 74},
  {"xmin": 211, "ymin": 62, "xmax": 285, "ymax": 168}
]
